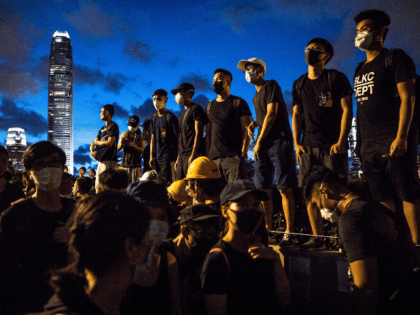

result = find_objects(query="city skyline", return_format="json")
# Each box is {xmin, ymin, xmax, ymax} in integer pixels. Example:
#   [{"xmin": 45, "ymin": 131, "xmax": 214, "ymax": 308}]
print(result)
[{"xmin": 0, "ymin": 0, "xmax": 419, "ymax": 173}]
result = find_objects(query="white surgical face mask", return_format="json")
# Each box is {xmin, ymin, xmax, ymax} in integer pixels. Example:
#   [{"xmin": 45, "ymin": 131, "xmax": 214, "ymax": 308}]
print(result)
[
  {"xmin": 32, "ymin": 167, "xmax": 63, "ymax": 191},
  {"xmin": 153, "ymin": 100, "xmax": 165, "ymax": 111},
  {"xmin": 245, "ymin": 71, "xmax": 258, "ymax": 84},
  {"xmin": 175, "ymin": 94, "xmax": 184, "ymax": 105},
  {"xmin": 355, "ymin": 32, "xmax": 373, "ymax": 51},
  {"xmin": 128, "ymin": 126, "xmax": 138, "ymax": 133},
  {"xmin": 320, "ymin": 208, "xmax": 339, "ymax": 223},
  {"xmin": 148, "ymin": 219, "xmax": 169, "ymax": 248}
]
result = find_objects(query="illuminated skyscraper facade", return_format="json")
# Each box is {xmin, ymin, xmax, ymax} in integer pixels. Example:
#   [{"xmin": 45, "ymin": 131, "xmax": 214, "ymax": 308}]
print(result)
[
  {"xmin": 6, "ymin": 127, "xmax": 27, "ymax": 171},
  {"xmin": 48, "ymin": 31, "xmax": 73, "ymax": 174}
]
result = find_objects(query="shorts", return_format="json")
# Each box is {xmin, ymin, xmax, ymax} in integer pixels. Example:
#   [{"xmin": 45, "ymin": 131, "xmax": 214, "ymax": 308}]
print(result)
[
  {"xmin": 119, "ymin": 167, "xmax": 142, "ymax": 184},
  {"xmin": 176, "ymin": 155, "xmax": 190, "ymax": 180},
  {"xmin": 213, "ymin": 155, "xmax": 247, "ymax": 183},
  {"xmin": 360, "ymin": 136, "xmax": 420, "ymax": 203},
  {"xmin": 156, "ymin": 161, "xmax": 176, "ymax": 186},
  {"xmin": 254, "ymin": 139, "xmax": 297, "ymax": 190},
  {"xmin": 298, "ymin": 147, "xmax": 349, "ymax": 188},
  {"xmin": 96, "ymin": 160, "xmax": 118, "ymax": 191}
]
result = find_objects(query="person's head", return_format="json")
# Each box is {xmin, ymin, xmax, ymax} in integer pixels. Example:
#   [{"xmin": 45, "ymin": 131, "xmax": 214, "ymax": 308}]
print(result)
[
  {"xmin": 220, "ymin": 180, "xmax": 268, "ymax": 235},
  {"xmin": 79, "ymin": 167, "xmax": 86, "ymax": 177},
  {"xmin": 302, "ymin": 166, "xmax": 350, "ymax": 222},
  {"xmin": 0, "ymin": 146, "xmax": 9, "ymax": 177},
  {"xmin": 168, "ymin": 180, "xmax": 193, "ymax": 206},
  {"xmin": 213, "ymin": 69, "xmax": 232, "ymax": 95},
  {"xmin": 89, "ymin": 169, "xmax": 96, "ymax": 178},
  {"xmin": 63, "ymin": 165, "xmax": 69, "ymax": 173},
  {"xmin": 98, "ymin": 168, "xmax": 129, "ymax": 192},
  {"xmin": 51, "ymin": 192, "xmax": 150, "ymax": 287},
  {"xmin": 59, "ymin": 172, "xmax": 75, "ymax": 196},
  {"xmin": 74, "ymin": 177, "xmax": 93, "ymax": 196},
  {"xmin": 22, "ymin": 141, "xmax": 66, "ymax": 192},
  {"xmin": 100, "ymin": 104, "xmax": 114, "ymax": 121},
  {"xmin": 354, "ymin": 10, "xmax": 390, "ymax": 50},
  {"xmin": 171, "ymin": 83, "xmax": 195, "ymax": 106},
  {"xmin": 139, "ymin": 170, "xmax": 164, "ymax": 184},
  {"xmin": 237, "ymin": 58, "xmax": 266, "ymax": 84},
  {"xmin": 127, "ymin": 115, "xmax": 140, "ymax": 133},
  {"xmin": 179, "ymin": 205, "xmax": 222, "ymax": 252},
  {"xmin": 152, "ymin": 89, "xmax": 168, "ymax": 111},
  {"xmin": 305, "ymin": 38, "xmax": 334, "ymax": 66}
]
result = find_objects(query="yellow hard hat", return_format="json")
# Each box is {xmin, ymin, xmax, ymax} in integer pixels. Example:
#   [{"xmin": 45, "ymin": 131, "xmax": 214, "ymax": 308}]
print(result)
[
  {"xmin": 167, "ymin": 180, "xmax": 193, "ymax": 205},
  {"xmin": 184, "ymin": 157, "xmax": 221, "ymax": 180}
]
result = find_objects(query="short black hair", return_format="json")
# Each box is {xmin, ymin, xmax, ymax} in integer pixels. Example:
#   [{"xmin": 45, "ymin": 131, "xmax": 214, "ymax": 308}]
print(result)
[
  {"xmin": 80, "ymin": 167, "xmax": 86, "ymax": 172},
  {"xmin": 89, "ymin": 169, "xmax": 96, "ymax": 175},
  {"xmin": 76, "ymin": 177, "xmax": 93, "ymax": 194},
  {"xmin": 99, "ymin": 168, "xmax": 129, "ymax": 191},
  {"xmin": 102, "ymin": 104, "xmax": 114, "ymax": 117},
  {"xmin": 152, "ymin": 89, "xmax": 168, "ymax": 97},
  {"xmin": 23, "ymin": 141, "xmax": 66, "ymax": 171},
  {"xmin": 0, "ymin": 145, "xmax": 8, "ymax": 158},
  {"xmin": 302, "ymin": 166, "xmax": 347, "ymax": 204},
  {"xmin": 307, "ymin": 38, "xmax": 334, "ymax": 65},
  {"xmin": 354, "ymin": 9, "xmax": 390, "ymax": 41},
  {"xmin": 214, "ymin": 69, "xmax": 233, "ymax": 84}
]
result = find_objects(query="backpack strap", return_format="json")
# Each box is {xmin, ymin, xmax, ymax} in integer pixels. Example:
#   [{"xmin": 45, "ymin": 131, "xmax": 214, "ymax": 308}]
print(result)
[{"xmin": 295, "ymin": 73, "xmax": 308, "ymax": 105}]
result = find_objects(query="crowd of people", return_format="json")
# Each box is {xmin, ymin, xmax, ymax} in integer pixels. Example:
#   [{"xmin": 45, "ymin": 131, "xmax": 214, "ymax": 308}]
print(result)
[{"xmin": 0, "ymin": 8, "xmax": 419, "ymax": 315}]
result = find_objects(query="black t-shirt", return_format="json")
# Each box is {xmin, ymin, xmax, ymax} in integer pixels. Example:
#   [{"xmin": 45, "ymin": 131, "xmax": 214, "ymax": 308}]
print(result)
[
  {"xmin": 178, "ymin": 103, "xmax": 206, "ymax": 157},
  {"xmin": 0, "ymin": 197, "xmax": 75, "ymax": 314},
  {"xmin": 96, "ymin": 121, "xmax": 119, "ymax": 161},
  {"xmin": 44, "ymin": 293, "xmax": 105, "ymax": 315},
  {"xmin": 121, "ymin": 129, "xmax": 142, "ymax": 168},
  {"xmin": 354, "ymin": 48, "xmax": 416, "ymax": 142},
  {"xmin": 0, "ymin": 182, "xmax": 25, "ymax": 215},
  {"xmin": 201, "ymin": 240, "xmax": 278, "ymax": 315},
  {"xmin": 292, "ymin": 70, "xmax": 353, "ymax": 148},
  {"xmin": 253, "ymin": 80, "xmax": 293, "ymax": 146},
  {"xmin": 338, "ymin": 198, "xmax": 413, "ymax": 308},
  {"xmin": 149, "ymin": 111, "xmax": 179, "ymax": 163},
  {"xmin": 206, "ymin": 95, "xmax": 252, "ymax": 160}
]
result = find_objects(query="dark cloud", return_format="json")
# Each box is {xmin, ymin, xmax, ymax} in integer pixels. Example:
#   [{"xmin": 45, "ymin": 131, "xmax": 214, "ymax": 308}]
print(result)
[
  {"xmin": 170, "ymin": 57, "xmax": 181, "ymax": 67},
  {"xmin": 73, "ymin": 65, "xmax": 128, "ymax": 94},
  {"xmin": 192, "ymin": 94, "xmax": 210, "ymax": 110},
  {"xmin": 282, "ymin": 90, "xmax": 294, "ymax": 117},
  {"xmin": 105, "ymin": 74, "xmax": 127, "ymax": 94},
  {"xmin": 74, "ymin": 144, "xmax": 92, "ymax": 165},
  {"xmin": 0, "ymin": 98, "xmax": 47, "ymax": 136},
  {"xmin": 179, "ymin": 73, "xmax": 212, "ymax": 92},
  {"xmin": 110, "ymin": 102, "xmax": 130, "ymax": 118},
  {"xmin": 0, "ymin": 66, "xmax": 40, "ymax": 98},
  {"xmin": 130, "ymin": 98, "xmax": 156, "ymax": 121},
  {"xmin": 123, "ymin": 39, "xmax": 156, "ymax": 63}
]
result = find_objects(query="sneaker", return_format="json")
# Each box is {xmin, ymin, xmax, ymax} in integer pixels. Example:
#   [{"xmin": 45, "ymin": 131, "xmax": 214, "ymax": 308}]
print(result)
[
  {"xmin": 279, "ymin": 232, "xmax": 294, "ymax": 247},
  {"xmin": 299, "ymin": 237, "xmax": 326, "ymax": 251}
]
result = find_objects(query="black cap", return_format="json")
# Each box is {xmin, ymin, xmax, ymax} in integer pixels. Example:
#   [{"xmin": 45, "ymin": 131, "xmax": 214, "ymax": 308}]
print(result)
[
  {"xmin": 152, "ymin": 89, "xmax": 167, "ymax": 97},
  {"xmin": 220, "ymin": 180, "xmax": 269, "ymax": 206},
  {"xmin": 127, "ymin": 180, "xmax": 169, "ymax": 204},
  {"xmin": 171, "ymin": 83, "xmax": 195, "ymax": 95},
  {"xmin": 127, "ymin": 115, "xmax": 140, "ymax": 127},
  {"xmin": 180, "ymin": 204, "xmax": 221, "ymax": 225}
]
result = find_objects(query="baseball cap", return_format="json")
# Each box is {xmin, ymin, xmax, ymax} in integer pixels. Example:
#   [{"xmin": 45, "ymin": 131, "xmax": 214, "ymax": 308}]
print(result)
[
  {"xmin": 220, "ymin": 180, "xmax": 269, "ymax": 206},
  {"xmin": 237, "ymin": 58, "xmax": 266, "ymax": 74},
  {"xmin": 171, "ymin": 83, "xmax": 195, "ymax": 95},
  {"xmin": 127, "ymin": 115, "xmax": 140, "ymax": 127},
  {"xmin": 180, "ymin": 204, "xmax": 221, "ymax": 225},
  {"xmin": 127, "ymin": 180, "xmax": 169, "ymax": 204}
]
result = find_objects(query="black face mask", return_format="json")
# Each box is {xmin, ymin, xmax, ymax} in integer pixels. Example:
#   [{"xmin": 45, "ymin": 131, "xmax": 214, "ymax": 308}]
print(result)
[
  {"xmin": 228, "ymin": 209, "xmax": 262, "ymax": 234},
  {"xmin": 305, "ymin": 49, "xmax": 323, "ymax": 66},
  {"xmin": 213, "ymin": 82, "xmax": 225, "ymax": 95}
]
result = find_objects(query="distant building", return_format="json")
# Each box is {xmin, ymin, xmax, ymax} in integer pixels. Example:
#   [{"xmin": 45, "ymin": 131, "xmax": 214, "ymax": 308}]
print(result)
[
  {"xmin": 48, "ymin": 31, "xmax": 73, "ymax": 174},
  {"xmin": 6, "ymin": 128, "xmax": 27, "ymax": 171},
  {"xmin": 348, "ymin": 116, "xmax": 361, "ymax": 176}
]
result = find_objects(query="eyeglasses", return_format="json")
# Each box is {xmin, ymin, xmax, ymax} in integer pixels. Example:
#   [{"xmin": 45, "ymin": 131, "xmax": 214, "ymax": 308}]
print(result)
[
  {"xmin": 31, "ymin": 158, "xmax": 62, "ymax": 171},
  {"xmin": 304, "ymin": 46, "xmax": 326, "ymax": 53}
]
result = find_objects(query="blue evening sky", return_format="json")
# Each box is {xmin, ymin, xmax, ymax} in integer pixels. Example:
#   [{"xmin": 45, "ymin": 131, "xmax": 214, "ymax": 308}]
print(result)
[{"xmin": 1, "ymin": 0, "xmax": 419, "ymax": 173}]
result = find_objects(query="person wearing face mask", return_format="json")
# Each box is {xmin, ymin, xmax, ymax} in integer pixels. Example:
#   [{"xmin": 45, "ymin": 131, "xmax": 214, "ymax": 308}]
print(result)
[
  {"xmin": 201, "ymin": 180, "xmax": 290, "ymax": 315},
  {"xmin": 118, "ymin": 115, "xmax": 145, "ymax": 184},
  {"xmin": 0, "ymin": 141, "xmax": 75, "ymax": 315},
  {"xmin": 171, "ymin": 83, "xmax": 206, "ymax": 180},
  {"xmin": 205, "ymin": 69, "xmax": 252, "ymax": 183},
  {"xmin": 303, "ymin": 166, "xmax": 420, "ymax": 315},
  {"xmin": 291, "ymin": 38, "xmax": 353, "ymax": 250},
  {"xmin": 238, "ymin": 58, "xmax": 297, "ymax": 247},
  {"xmin": 149, "ymin": 89, "xmax": 180, "ymax": 186},
  {"xmin": 353, "ymin": 9, "xmax": 420, "ymax": 246},
  {"xmin": 122, "ymin": 180, "xmax": 181, "ymax": 315}
]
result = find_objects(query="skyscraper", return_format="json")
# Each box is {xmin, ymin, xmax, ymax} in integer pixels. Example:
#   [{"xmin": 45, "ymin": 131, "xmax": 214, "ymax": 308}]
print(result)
[
  {"xmin": 6, "ymin": 127, "xmax": 27, "ymax": 171},
  {"xmin": 48, "ymin": 31, "xmax": 73, "ymax": 174}
]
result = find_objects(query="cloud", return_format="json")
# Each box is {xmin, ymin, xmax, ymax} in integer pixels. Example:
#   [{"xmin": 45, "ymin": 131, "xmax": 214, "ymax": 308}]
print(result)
[
  {"xmin": 74, "ymin": 144, "xmax": 92, "ymax": 165},
  {"xmin": 105, "ymin": 74, "xmax": 127, "ymax": 94},
  {"xmin": 73, "ymin": 65, "xmax": 128, "ymax": 94},
  {"xmin": 179, "ymin": 73, "xmax": 212, "ymax": 91},
  {"xmin": 192, "ymin": 94, "xmax": 210, "ymax": 110},
  {"xmin": 170, "ymin": 57, "xmax": 182, "ymax": 67},
  {"xmin": 282, "ymin": 90, "xmax": 294, "ymax": 117},
  {"xmin": 123, "ymin": 39, "xmax": 156, "ymax": 63},
  {"xmin": 130, "ymin": 98, "xmax": 156, "ymax": 121},
  {"xmin": 110, "ymin": 102, "xmax": 130, "ymax": 118},
  {"xmin": 0, "ymin": 98, "xmax": 47, "ymax": 136},
  {"xmin": 0, "ymin": 66, "xmax": 41, "ymax": 98}
]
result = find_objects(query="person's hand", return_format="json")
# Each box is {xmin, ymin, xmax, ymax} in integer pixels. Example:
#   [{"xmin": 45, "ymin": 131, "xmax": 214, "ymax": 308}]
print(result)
[
  {"xmin": 295, "ymin": 144, "xmax": 306, "ymax": 164},
  {"xmin": 92, "ymin": 139, "xmax": 98, "ymax": 146},
  {"xmin": 390, "ymin": 137, "xmax": 407, "ymax": 157},
  {"xmin": 247, "ymin": 121, "xmax": 258, "ymax": 140},
  {"xmin": 254, "ymin": 139, "xmax": 261, "ymax": 160},
  {"xmin": 53, "ymin": 225, "xmax": 71, "ymax": 244},
  {"xmin": 91, "ymin": 151, "xmax": 101, "ymax": 161},
  {"xmin": 330, "ymin": 142, "xmax": 346, "ymax": 155},
  {"xmin": 149, "ymin": 159, "xmax": 155, "ymax": 169},
  {"xmin": 248, "ymin": 243, "xmax": 279, "ymax": 260}
]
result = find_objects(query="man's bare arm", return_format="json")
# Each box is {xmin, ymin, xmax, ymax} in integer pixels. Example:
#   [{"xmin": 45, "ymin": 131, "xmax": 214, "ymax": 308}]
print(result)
[
  {"xmin": 330, "ymin": 95, "xmax": 353, "ymax": 154},
  {"xmin": 240, "ymin": 115, "xmax": 252, "ymax": 156},
  {"xmin": 292, "ymin": 103, "xmax": 305, "ymax": 164}
]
